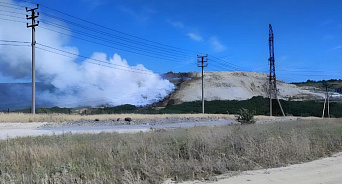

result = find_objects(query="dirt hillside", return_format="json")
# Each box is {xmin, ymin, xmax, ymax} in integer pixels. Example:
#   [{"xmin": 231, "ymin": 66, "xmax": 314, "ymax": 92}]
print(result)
[{"xmin": 164, "ymin": 71, "xmax": 323, "ymax": 105}]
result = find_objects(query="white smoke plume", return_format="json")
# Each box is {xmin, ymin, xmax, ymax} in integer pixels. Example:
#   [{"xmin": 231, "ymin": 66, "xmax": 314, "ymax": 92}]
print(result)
[{"xmin": 0, "ymin": 0, "xmax": 175, "ymax": 108}]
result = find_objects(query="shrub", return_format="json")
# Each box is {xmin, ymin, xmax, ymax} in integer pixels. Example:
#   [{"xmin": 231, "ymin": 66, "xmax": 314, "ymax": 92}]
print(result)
[{"xmin": 237, "ymin": 108, "xmax": 255, "ymax": 124}]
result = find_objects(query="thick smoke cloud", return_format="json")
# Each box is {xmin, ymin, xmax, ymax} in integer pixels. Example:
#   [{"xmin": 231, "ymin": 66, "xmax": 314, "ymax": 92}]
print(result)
[{"xmin": 0, "ymin": 0, "xmax": 174, "ymax": 108}]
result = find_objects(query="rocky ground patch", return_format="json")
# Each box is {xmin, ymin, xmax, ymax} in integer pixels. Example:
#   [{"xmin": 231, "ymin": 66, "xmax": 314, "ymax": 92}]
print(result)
[{"xmin": 40, "ymin": 116, "xmax": 225, "ymax": 128}]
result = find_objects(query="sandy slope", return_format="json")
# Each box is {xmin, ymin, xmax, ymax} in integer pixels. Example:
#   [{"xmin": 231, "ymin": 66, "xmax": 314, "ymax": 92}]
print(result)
[
  {"xmin": 176, "ymin": 152, "xmax": 342, "ymax": 184},
  {"xmin": 169, "ymin": 71, "xmax": 322, "ymax": 104}
]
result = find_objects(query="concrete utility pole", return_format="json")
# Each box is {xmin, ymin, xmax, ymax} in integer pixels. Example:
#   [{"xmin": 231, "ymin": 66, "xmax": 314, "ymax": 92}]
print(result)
[
  {"xmin": 197, "ymin": 55, "xmax": 208, "ymax": 114},
  {"xmin": 268, "ymin": 24, "xmax": 285, "ymax": 117},
  {"xmin": 26, "ymin": 4, "xmax": 39, "ymax": 114},
  {"xmin": 322, "ymin": 85, "xmax": 330, "ymax": 118}
]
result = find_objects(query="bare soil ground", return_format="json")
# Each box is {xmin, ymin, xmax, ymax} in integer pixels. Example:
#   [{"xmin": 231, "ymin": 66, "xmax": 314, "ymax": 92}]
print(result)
[
  {"xmin": 0, "ymin": 113, "xmax": 236, "ymax": 123},
  {"xmin": 0, "ymin": 114, "xmax": 236, "ymax": 139},
  {"xmin": 175, "ymin": 152, "xmax": 342, "ymax": 184},
  {"xmin": 0, "ymin": 114, "xmax": 322, "ymax": 140}
]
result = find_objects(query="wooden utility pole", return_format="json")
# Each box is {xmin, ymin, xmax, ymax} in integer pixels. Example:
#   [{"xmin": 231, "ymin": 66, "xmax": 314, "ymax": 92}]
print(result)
[
  {"xmin": 197, "ymin": 55, "xmax": 208, "ymax": 114},
  {"xmin": 26, "ymin": 4, "xmax": 39, "ymax": 114}
]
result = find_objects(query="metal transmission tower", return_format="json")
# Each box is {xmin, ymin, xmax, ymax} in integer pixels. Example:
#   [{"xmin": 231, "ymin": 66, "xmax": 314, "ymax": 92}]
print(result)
[
  {"xmin": 26, "ymin": 4, "xmax": 39, "ymax": 114},
  {"xmin": 197, "ymin": 55, "xmax": 208, "ymax": 114},
  {"xmin": 268, "ymin": 24, "xmax": 285, "ymax": 117}
]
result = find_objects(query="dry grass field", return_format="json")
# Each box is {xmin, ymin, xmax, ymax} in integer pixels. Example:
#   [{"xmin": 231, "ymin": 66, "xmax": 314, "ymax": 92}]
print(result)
[{"xmin": 0, "ymin": 118, "xmax": 341, "ymax": 183}]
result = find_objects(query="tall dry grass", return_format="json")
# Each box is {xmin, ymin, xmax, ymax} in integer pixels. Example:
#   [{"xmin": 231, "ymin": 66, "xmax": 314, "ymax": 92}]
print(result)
[
  {"xmin": 0, "ymin": 113, "xmax": 234, "ymax": 123},
  {"xmin": 0, "ymin": 119, "xmax": 342, "ymax": 183}
]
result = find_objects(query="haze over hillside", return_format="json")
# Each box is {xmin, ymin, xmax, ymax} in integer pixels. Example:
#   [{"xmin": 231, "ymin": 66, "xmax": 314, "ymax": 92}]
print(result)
[{"xmin": 0, "ymin": 71, "xmax": 330, "ymax": 110}]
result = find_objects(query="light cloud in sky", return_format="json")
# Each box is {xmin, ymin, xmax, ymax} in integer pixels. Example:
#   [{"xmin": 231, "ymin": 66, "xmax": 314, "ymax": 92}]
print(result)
[
  {"xmin": 187, "ymin": 33, "xmax": 202, "ymax": 41},
  {"xmin": 166, "ymin": 20, "xmax": 204, "ymax": 42},
  {"xmin": 279, "ymin": 56, "xmax": 288, "ymax": 60},
  {"xmin": 82, "ymin": 0, "xmax": 108, "ymax": 10},
  {"xmin": 323, "ymin": 35, "xmax": 334, "ymax": 40},
  {"xmin": 119, "ymin": 6, "xmax": 155, "ymax": 23},
  {"xmin": 333, "ymin": 45, "xmax": 342, "ymax": 50},
  {"xmin": 321, "ymin": 19, "xmax": 333, "ymax": 26},
  {"xmin": 210, "ymin": 37, "xmax": 226, "ymax": 52},
  {"xmin": 167, "ymin": 19, "xmax": 184, "ymax": 28}
]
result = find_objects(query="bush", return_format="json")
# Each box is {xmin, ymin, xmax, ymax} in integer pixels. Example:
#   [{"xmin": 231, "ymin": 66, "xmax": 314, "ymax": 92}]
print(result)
[{"xmin": 237, "ymin": 108, "xmax": 255, "ymax": 124}]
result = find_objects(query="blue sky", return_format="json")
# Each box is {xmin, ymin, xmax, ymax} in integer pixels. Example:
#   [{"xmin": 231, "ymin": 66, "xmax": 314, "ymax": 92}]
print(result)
[{"xmin": 7, "ymin": 0, "xmax": 342, "ymax": 82}]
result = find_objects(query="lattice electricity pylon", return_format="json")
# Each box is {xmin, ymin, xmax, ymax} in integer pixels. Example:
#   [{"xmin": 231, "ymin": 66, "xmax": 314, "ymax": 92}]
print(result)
[{"xmin": 268, "ymin": 24, "xmax": 285, "ymax": 116}]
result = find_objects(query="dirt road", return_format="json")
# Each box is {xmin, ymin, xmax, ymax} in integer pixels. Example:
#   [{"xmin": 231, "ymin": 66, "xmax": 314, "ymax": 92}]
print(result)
[{"xmin": 179, "ymin": 152, "xmax": 342, "ymax": 184}]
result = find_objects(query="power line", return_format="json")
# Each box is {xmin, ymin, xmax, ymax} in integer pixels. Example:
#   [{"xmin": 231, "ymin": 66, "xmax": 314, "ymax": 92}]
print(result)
[
  {"xmin": 38, "ymin": 26, "xmax": 189, "ymax": 64},
  {"xmin": 36, "ymin": 46, "xmax": 155, "ymax": 76},
  {"xmin": 0, "ymin": 1, "xmax": 26, "ymax": 8},
  {"xmin": 37, "ymin": 21, "xmax": 194, "ymax": 61},
  {"xmin": 0, "ymin": 16, "xmax": 26, "ymax": 23},
  {"xmin": 0, "ymin": 43, "xmax": 30, "ymax": 46},
  {"xmin": 208, "ymin": 55, "xmax": 247, "ymax": 71},
  {"xmin": 0, "ymin": 8, "xmax": 26, "ymax": 15},
  {"xmin": 37, "ymin": 18, "xmax": 194, "ymax": 59},
  {"xmin": 0, "ymin": 39, "xmax": 31, "ymax": 47},
  {"xmin": 4, "ymin": 1, "xmax": 327, "ymax": 82},
  {"xmin": 209, "ymin": 55, "xmax": 243, "ymax": 69},
  {"xmin": 207, "ymin": 61, "xmax": 232, "ymax": 71},
  {"xmin": 0, "ymin": 3, "xmax": 202, "ymax": 73},
  {"xmin": 0, "ymin": 4, "xmax": 23, "ymax": 10},
  {"xmin": 35, "ymin": 44, "xmax": 159, "ymax": 75},
  {"xmin": 1, "ymin": 1, "xmax": 202, "ymax": 59},
  {"xmin": 0, "ymin": 14, "xmax": 236, "ymax": 71},
  {"xmin": 209, "ymin": 55, "xmax": 243, "ymax": 71},
  {"xmin": 0, "ymin": 39, "xmax": 31, "ymax": 43},
  {"xmin": 38, "ymin": 13, "xmax": 196, "ymax": 57},
  {"xmin": 37, "ymin": 5, "xmax": 203, "ymax": 55},
  {"xmin": 206, "ymin": 66, "xmax": 222, "ymax": 72},
  {"xmin": 0, "ymin": 12, "xmax": 26, "ymax": 20},
  {"xmin": 209, "ymin": 58, "xmax": 242, "ymax": 71}
]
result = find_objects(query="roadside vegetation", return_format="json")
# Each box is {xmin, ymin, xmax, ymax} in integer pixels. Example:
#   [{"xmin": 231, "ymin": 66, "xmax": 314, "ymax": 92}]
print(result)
[
  {"xmin": 292, "ymin": 79, "xmax": 342, "ymax": 92},
  {"xmin": 160, "ymin": 97, "xmax": 342, "ymax": 117},
  {"xmin": 237, "ymin": 108, "xmax": 255, "ymax": 124},
  {"xmin": 4, "ymin": 96, "xmax": 342, "ymax": 117},
  {"xmin": 1, "ymin": 119, "xmax": 342, "ymax": 183}
]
